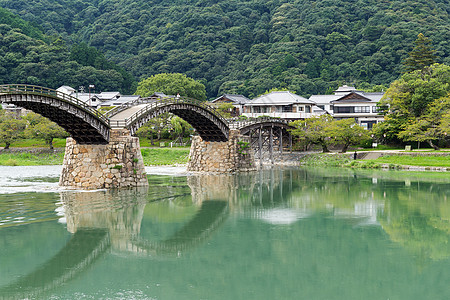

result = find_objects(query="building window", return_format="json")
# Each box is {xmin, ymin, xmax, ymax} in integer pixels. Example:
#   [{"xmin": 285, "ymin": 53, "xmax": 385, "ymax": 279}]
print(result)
[
  {"xmin": 354, "ymin": 106, "xmax": 370, "ymax": 113},
  {"xmin": 335, "ymin": 106, "xmax": 353, "ymax": 113},
  {"xmin": 282, "ymin": 105, "xmax": 293, "ymax": 112},
  {"xmin": 306, "ymin": 106, "xmax": 311, "ymax": 113},
  {"xmin": 361, "ymin": 121, "xmax": 377, "ymax": 130},
  {"xmin": 335, "ymin": 106, "xmax": 370, "ymax": 113},
  {"xmin": 372, "ymin": 106, "xmax": 382, "ymax": 113},
  {"xmin": 298, "ymin": 106, "xmax": 304, "ymax": 112}
]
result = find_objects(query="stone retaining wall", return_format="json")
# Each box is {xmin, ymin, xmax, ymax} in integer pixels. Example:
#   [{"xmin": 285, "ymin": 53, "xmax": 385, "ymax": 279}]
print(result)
[
  {"xmin": 187, "ymin": 130, "xmax": 256, "ymax": 173},
  {"xmin": 59, "ymin": 129, "xmax": 148, "ymax": 189}
]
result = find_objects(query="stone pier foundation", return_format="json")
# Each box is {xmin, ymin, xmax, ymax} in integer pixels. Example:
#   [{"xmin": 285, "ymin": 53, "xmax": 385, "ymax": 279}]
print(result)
[
  {"xmin": 187, "ymin": 130, "xmax": 255, "ymax": 173},
  {"xmin": 59, "ymin": 129, "xmax": 148, "ymax": 189}
]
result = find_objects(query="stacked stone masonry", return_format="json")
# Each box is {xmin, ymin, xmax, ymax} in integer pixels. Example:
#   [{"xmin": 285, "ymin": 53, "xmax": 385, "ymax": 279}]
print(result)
[
  {"xmin": 60, "ymin": 129, "xmax": 148, "ymax": 189},
  {"xmin": 187, "ymin": 130, "xmax": 256, "ymax": 173}
]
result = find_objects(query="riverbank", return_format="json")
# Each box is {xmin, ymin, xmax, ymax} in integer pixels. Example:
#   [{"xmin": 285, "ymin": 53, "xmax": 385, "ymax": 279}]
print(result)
[
  {"xmin": 297, "ymin": 151, "xmax": 450, "ymax": 171},
  {"xmin": 0, "ymin": 147, "xmax": 190, "ymax": 166},
  {"xmin": 1, "ymin": 147, "xmax": 450, "ymax": 171}
]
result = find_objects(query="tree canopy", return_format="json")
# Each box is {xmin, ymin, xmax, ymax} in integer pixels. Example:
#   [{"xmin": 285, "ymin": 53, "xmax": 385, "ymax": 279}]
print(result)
[
  {"xmin": 136, "ymin": 73, "xmax": 207, "ymax": 100},
  {"xmin": 0, "ymin": 110, "xmax": 26, "ymax": 149},
  {"xmin": 0, "ymin": 0, "xmax": 449, "ymax": 99},
  {"xmin": 290, "ymin": 115, "xmax": 369, "ymax": 153},
  {"xmin": 403, "ymin": 33, "xmax": 437, "ymax": 73},
  {"xmin": 0, "ymin": 13, "xmax": 135, "ymax": 93},
  {"xmin": 375, "ymin": 63, "xmax": 450, "ymax": 148}
]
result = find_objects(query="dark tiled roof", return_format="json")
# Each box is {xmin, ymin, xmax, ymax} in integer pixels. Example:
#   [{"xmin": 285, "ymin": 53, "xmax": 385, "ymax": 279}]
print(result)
[{"xmin": 212, "ymin": 94, "xmax": 251, "ymax": 104}]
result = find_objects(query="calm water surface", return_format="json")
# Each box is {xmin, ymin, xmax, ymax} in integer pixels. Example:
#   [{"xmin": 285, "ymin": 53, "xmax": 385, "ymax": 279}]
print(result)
[{"xmin": 0, "ymin": 166, "xmax": 449, "ymax": 299}]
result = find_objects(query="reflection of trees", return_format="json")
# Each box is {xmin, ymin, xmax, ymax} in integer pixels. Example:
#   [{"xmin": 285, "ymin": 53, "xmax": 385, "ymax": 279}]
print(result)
[
  {"xmin": 291, "ymin": 168, "xmax": 450, "ymax": 261},
  {"xmin": 229, "ymin": 167, "xmax": 450, "ymax": 261},
  {"xmin": 377, "ymin": 181, "xmax": 450, "ymax": 261}
]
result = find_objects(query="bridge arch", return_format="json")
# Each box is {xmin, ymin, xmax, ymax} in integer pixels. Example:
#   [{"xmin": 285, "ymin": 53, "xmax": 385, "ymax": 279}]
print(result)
[
  {"xmin": 0, "ymin": 85, "xmax": 110, "ymax": 144},
  {"xmin": 229, "ymin": 117, "xmax": 294, "ymax": 157},
  {"xmin": 110, "ymin": 97, "xmax": 230, "ymax": 142},
  {"xmin": 238, "ymin": 119, "xmax": 292, "ymax": 136}
]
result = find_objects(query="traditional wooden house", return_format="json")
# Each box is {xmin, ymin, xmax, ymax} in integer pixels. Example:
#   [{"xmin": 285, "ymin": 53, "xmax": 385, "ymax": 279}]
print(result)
[
  {"xmin": 309, "ymin": 85, "xmax": 384, "ymax": 129},
  {"xmin": 211, "ymin": 94, "xmax": 251, "ymax": 117},
  {"xmin": 243, "ymin": 91, "xmax": 315, "ymax": 120}
]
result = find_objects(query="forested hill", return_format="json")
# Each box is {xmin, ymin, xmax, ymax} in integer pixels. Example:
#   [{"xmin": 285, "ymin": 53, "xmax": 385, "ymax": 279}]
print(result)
[
  {"xmin": 0, "ymin": 6, "xmax": 135, "ymax": 93},
  {"xmin": 0, "ymin": 0, "xmax": 449, "ymax": 99}
]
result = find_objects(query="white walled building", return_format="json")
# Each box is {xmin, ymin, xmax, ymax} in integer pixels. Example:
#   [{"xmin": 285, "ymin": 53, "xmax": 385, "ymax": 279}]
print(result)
[
  {"xmin": 309, "ymin": 85, "xmax": 384, "ymax": 129},
  {"xmin": 242, "ymin": 91, "xmax": 316, "ymax": 120},
  {"xmin": 56, "ymin": 86, "xmax": 140, "ymax": 108}
]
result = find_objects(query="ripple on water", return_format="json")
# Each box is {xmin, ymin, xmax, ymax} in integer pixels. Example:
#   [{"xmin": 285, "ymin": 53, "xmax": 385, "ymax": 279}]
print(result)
[
  {"xmin": 0, "ymin": 193, "xmax": 62, "ymax": 228},
  {"xmin": 0, "ymin": 165, "xmax": 62, "ymax": 194},
  {"xmin": 0, "ymin": 166, "xmax": 63, "ymax": 227}
]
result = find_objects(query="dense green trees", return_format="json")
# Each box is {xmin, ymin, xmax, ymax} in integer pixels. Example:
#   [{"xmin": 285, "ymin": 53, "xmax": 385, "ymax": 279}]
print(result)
[
  {"xmin": 329, "ymin": 119, "xmax": 370, "ymax": 153},
  {"xmin": 374, "ymin": 63, "xmax": 450, "ymax": 148},
  {"xmin": 403, "ymin": 33, "xmax": 437, "ymax": 73},
  {"xmin": 290, "ymin": 116, "xmax": 370, "ymax": 152},
  {"xmin": 1, "ymin": 0, "xmax": 449, "ymax": 99},
  {"xmin": 136, "ymin": 73, "xmax": 207, "ymax": 100},
  {"xmin": 135, "ymin": 113, "xmax": 193, "ymax": 145},
  {"xmin": 0, "ymin": 10, "xmax": 135, "ymax": 93},
  {"xmin": 24, "ymin": 112, "xmax": 68, "ymax": 149},
  {"xmin": 0, "ymin": 111, "xmax": 68, "ymax": 149},
  {"xmin": 290, "ymin": 115, "xmax": 334, "ymax": 152},
  {"xmin": 0, "ymin": 110, "xmax": 26, "ymax": 149}
]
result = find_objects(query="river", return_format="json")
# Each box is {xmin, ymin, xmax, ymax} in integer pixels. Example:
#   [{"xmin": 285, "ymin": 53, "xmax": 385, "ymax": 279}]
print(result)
[{"xmin": 0, "ymin": 166, "xmax": 449, "ymax": 299}]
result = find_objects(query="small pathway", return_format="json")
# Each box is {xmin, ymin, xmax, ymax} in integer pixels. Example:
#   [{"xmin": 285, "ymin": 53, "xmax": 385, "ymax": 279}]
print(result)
[{"xmin": 360, "ymin": 152, "xmax": 383, "ymax": 160}]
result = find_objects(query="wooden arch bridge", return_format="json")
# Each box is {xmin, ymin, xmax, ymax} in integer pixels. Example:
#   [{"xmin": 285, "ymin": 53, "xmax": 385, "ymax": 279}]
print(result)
[
  {"xmin": 0, "ymin": 84, "xmax": 292, "ymax": 148},
  {"xmin": 0, "ymin": 85, "xmax": 294, "ymax": 188}
]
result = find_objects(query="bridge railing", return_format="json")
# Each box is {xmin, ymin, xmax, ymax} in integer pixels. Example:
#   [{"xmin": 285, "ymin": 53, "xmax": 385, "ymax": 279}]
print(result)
[
  {"xmin": 0, "ymin": 84, "xmax": 110, "ymax": 126},
  {"xmin": 123, "ymin": 96, "xmax": 228, "ymax": 128}
]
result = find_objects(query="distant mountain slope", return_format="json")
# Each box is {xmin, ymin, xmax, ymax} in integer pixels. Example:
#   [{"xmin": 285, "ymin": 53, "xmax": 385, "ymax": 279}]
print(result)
[
  {"xmin": 0, "ymin": 6, "xmax": 44, "ymax": 40},
  {"xmin": 0, "ymin": 8, "xmax": 135, "ymax": 93},
  {"xmin": 1, "ymin": 0, "xmax": 449, "ymax": 98}
]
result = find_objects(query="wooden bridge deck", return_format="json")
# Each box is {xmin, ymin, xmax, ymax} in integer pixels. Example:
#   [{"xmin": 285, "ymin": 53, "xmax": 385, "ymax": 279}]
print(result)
[{"xmin": 110, "ymin": 104, "xmax": 148, "ymax": 129}]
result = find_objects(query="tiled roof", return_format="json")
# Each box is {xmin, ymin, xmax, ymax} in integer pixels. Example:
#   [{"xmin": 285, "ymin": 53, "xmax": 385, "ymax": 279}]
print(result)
[
  {"xmin": 100, "ymin": 95, "xmax": 140, "ymax": 106},
  {"xmin": 247, "ymin": 91, "xmax": 314, "ymax": 106},
  {"xmin": 309, "ymin": 94, "xmax": 341, "ymax": 104},
  {"xmin": 212, "ymin": 94, "xmax": 251, "ymax": 104},
  {"xmin": 310, "ymin": 92, "xmax": 384, "ymax": 104}
]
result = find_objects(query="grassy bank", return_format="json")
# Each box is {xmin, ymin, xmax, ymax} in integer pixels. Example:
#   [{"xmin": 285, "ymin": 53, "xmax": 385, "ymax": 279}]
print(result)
[
  {"xmin": 299, "ymin": 153, "xmax": 450, "ymax": 169},
  {"xmin": 141, "ymin": 147, "xmax": 190, "ymax": 166},
  {"xmin": 0, "ymin": 147, "xmax": 190, "ymax": 166},
  {"xmin": 0, "ymin": 151, "xmax": 65, "ymax": 166},
  {"xmin": 366, "ymin": 154, "xmax": 450, "ymax": 167},
  {"xmin": 1, "ymin": 138, "xmax": 189, "ymax": 149},
  {"xmin": 0, "ymin": 138, "xmax": 67, "ymax": 148}
]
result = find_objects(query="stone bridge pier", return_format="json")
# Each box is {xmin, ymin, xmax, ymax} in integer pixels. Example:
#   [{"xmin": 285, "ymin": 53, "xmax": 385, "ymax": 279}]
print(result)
[
  {"xmin": 188, "ymin": 130, "xmax": 256, "ymax": 173},
  {"xmin": 60, "ymin": 129, "xmax": 148, "ymax": 189},
  {"xmin": 60, "ymin": 129, "xmax": 257, "ymax": 189}
]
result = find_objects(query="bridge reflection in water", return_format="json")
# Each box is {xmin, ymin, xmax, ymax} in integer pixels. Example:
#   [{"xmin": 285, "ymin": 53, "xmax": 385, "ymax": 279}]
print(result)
[
  {"xmin": 0, "ymin": 168, "xmax": 331, "ymax": 297},
  {"xmin": 0, "ymin": 169, "xmax": 296, "ymax": 299},
  {"xmin": 3, "ymin": 168, "xmax": 448, "ymax": 299},
  {"xmin": 0, "ymin": 172, "xmax": 265, "ymax": 299}
]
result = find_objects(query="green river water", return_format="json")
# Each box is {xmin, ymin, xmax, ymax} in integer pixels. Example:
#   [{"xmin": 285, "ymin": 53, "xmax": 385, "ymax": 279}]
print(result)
[{"xmin": 0, "ymin": 166, "xmax": 449, "ymax": 299}]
